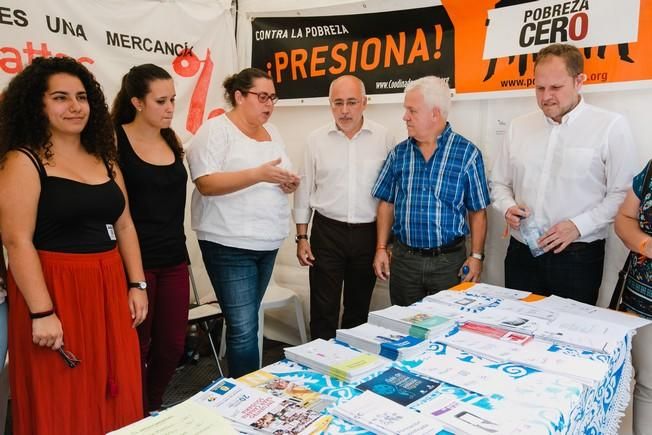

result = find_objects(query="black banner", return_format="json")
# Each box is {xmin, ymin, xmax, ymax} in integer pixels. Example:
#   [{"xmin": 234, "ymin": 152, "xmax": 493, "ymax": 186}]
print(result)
[{"xmin": 251, "ymin": 6, "xmax": 454, "ymax": 100}]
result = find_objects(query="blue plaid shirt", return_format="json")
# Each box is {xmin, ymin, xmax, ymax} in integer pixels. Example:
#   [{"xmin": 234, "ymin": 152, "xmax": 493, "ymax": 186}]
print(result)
[{"xmin": 372, "ymin": 123, "xmax": 490, "ymax": 249}]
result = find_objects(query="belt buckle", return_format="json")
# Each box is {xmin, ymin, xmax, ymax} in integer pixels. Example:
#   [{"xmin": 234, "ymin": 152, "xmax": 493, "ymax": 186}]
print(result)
[{"xmin": 422, "ymin": 248, "xmax": 438, "ymax": 257}]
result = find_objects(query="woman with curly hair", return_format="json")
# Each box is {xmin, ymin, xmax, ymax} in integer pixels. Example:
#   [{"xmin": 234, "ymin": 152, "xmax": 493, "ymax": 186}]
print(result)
[
  {"xmin": 111, "ymin": 64, "xmax": 189, "ymax": 413},
  {"xmin": 0, "ymin": 57, "xmax": 147, "ymax": 434}
]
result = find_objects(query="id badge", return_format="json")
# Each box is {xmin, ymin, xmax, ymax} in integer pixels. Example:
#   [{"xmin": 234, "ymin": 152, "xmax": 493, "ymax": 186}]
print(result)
[{"xmin": 106, "ymin": 224, "xmax": 116, "ymax": 240}]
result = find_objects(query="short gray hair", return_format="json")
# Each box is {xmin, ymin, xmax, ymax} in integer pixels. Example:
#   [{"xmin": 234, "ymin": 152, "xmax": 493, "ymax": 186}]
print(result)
[
  {"xmin": 328, "ymin": 75, "xmax": 366, "ymax": 98},
  {"xmin": 405, "ymin": 76, "xmax": 450, "ymax": 118}
]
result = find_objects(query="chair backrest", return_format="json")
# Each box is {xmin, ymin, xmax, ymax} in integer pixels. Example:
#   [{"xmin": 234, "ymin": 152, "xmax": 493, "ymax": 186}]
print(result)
[{"xmin": 189, "ymin": 265, "xmax": 202, "ymax": 305}]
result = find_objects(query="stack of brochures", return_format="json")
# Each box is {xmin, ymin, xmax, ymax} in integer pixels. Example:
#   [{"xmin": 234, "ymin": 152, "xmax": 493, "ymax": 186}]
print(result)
[
  {"xmin": 284, "ymin": 339, "xmax": 388, "ymax": 382},
  {"xmin": 331, "ymin": 390, "xmax": 444, "ymax": 435},
  {"xmin": 336, "ymin": 323, "xmax": 429, "ymax": 361},
  {"xmin": 368, "ymin": 305, "xmax": 455, "ymax": 340},
  {"xmin": 192, "ymin": 378, "xmax": 331, "ymax": 435}
]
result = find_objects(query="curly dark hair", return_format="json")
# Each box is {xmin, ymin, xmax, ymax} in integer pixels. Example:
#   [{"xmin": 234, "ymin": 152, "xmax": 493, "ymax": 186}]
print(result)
[
  {"xmin": 0, "ymin": 56, "xmax": 117, "ymax": 173},
  {"xmin": 111, "ymin": 63, "xmax": 182, "ymax": 158}
]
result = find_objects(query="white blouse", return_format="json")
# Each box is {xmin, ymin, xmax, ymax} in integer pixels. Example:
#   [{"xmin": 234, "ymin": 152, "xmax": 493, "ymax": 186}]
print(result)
[{"xmin": 186, "ymin": 115, "xmax": 292, "ymax": 251}]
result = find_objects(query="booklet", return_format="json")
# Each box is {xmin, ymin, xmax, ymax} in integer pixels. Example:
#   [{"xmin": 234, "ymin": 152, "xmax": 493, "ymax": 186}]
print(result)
[
  {"xmin": 464, "ymin": 283, "xmax": 532, "ymax": 300},
  {"xmin": 238, "ymin": 369, "xmax": 321, "ymax": 406},
  {"xmin": 193, "ymin": 378, "xmax": 330, "ymax": 435},
  {"xmin": 331, "ymin": 390, "xmax": 445, "ymax": 435},
  {"xmin": 107, "ymin": 397, "xmax": 237, "ymax": 435},
  {"xmin": 438, "ymin": 329, "xmax": 524, "ymax": 362},
  {"xmin": 411, "ymin": 347, "xmax": 585, "ymax": 409},
  {"xmin": 427, "ymin": 400, "xmax": 505, "ymax": 435},
  {"xmin": 424, "ymin": 290, "xmax": 502, "ymax": 313},
  {"xmin": 356, "ymin": 367, "xmax": 441, "ymax": 406},
  {"xmin": 461, "ymin": 321, "xmax": 533, "ymax": 345}
]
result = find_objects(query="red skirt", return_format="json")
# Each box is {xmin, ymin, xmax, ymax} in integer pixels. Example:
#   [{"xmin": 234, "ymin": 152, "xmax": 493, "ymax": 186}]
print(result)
[{"xmin": 8, "ymin": 248, "xmax": 143, "ymax": 435}]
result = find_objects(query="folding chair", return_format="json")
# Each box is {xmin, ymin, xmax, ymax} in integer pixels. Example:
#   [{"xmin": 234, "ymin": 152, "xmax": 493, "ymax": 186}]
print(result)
[{"xmin": 187, "ymin": 265, "xmax": 224, "ymax": 377}]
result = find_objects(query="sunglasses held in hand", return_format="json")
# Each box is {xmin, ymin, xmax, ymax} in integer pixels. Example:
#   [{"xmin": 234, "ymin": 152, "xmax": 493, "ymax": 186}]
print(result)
[{"xmin": 57, "ymin": 347, "xmax": 81, "ymax": 368}]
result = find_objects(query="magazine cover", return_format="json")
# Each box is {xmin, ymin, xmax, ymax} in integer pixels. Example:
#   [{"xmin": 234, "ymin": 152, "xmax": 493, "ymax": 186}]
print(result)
[{"xmin": 357, "ymin": 367, "xmax": 441, "ymax": 406}]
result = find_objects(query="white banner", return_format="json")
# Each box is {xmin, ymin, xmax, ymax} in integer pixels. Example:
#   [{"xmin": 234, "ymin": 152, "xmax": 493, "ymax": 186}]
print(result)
[
  {"xmin": 483, "ymin": 0, "xmax": 640, "ymax": 59},
  {"xmin": 0, "ymin": 0, "xmax": 237, "ymax": 142}
]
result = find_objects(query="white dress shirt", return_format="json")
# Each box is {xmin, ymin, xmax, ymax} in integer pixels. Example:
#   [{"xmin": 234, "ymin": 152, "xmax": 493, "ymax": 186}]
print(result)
[
  {"xmin": 490, "ymin": 98, "xmax": 637, "ymax": 243},
  {"xmin": 186, "ymin": 115, "xmax": 292, "ymax": 251},
  {"xmin": 293, "ymin": 118, "xmax": 395, "ymax": 224}
]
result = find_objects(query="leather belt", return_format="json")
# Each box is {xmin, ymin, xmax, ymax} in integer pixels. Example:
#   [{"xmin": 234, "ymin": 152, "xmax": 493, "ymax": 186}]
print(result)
[{"xmin": 400, "ymin": 237, "xmax": 464, "ymax": 257}]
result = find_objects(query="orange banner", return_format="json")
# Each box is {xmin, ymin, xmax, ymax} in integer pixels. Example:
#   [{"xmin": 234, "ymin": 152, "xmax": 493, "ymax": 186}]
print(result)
[{"xmin": 443, "ymin": 0, "xmax": 652, "ymax": 93}]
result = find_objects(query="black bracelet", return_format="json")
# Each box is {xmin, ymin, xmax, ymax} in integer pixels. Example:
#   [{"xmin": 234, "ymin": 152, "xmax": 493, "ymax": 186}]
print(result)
[{"xmin": 30, "ymin": 309, "xmax": 54, "ymax": 319}]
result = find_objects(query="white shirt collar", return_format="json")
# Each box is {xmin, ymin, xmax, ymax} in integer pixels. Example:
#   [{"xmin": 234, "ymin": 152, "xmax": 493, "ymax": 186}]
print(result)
[{"xmin": 327, "ymin": 117, "xmax": 371, "ymax": 138}]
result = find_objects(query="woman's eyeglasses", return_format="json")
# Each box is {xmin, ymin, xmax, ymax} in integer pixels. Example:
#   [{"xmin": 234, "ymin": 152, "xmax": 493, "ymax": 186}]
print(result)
[
  {"xmin": 57, "ymin": 347, "xmax": 81, "ymax": 368},
  {"xmin": 247, "ymin": 91, "xmax": 279, "ymax": 104}
]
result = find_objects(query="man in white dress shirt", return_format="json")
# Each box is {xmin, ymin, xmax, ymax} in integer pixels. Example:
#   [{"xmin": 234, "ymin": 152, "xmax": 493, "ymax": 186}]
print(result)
[
  {"xmin": 490, "ymin": 43, "xmax": 637, "ymax": 304},
  {"xmin": 293, "ymin": 75, "xmax": 395, "ymax": 339}
]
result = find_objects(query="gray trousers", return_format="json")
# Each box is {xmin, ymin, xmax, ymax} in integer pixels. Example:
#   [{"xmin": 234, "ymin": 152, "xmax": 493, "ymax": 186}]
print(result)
[{"xmin": 389, "ymin": 240, "xmax": 466, "ymax": 306}]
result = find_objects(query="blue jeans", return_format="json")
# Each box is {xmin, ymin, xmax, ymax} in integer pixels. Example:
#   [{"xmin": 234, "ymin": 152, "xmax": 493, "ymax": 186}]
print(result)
[
  {"xmin": 0, "ymin": 302, "xmax": 6, "ymax": 373},
  {"xmin": 198, "ymin": 240, "xmax": 277, "ymax": 378}
]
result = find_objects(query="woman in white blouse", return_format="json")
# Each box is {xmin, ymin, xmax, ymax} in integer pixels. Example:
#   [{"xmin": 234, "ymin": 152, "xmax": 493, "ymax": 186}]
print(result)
[{"xmin": 186, "ymin": 68, "xmax": 299, "ymax": 377}]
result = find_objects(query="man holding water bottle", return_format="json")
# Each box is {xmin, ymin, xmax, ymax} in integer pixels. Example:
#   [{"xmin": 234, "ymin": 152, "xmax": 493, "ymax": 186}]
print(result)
[{"xmin": 490, "ymin": 43, "xmax": 637, "ymax": 304}]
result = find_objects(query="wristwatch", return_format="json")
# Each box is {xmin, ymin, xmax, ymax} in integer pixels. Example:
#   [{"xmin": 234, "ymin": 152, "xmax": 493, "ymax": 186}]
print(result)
[
  {"xmin": 470, "ymin": 252, "xmax": 485, "ymax": 261},
  {"xmin": 295, "ymin": 234, "xmax": 308, "ymax": 243},
  {"xmin": 128, "ymin": 281, "xmax": 147, "ymax": 291}
]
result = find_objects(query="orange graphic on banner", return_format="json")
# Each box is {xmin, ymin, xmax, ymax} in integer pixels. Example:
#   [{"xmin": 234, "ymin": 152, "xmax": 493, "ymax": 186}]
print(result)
[
  {"xmin": 173, "ymin": 48, "xmax": 225, "ymax": 134},
  {"xmin": 442, "ymin": 0, "xmax": 652, "ymax": 93}
]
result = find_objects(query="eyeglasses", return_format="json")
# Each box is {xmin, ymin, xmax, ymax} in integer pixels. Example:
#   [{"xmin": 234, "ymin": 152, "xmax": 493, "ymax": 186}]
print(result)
[
  {"xmin": 330, "ymin": 99, "xmax": 361, "ymax": 109},
  {"xmin": 57, "ymin": 346, "xmax": 81, "ymax": 368},
  {"xmin": 247, "ymin": 91, "xmax": 279, "ymax": 104}
]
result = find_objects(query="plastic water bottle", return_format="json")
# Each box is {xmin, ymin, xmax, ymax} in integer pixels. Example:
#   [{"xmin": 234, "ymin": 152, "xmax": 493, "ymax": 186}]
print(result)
[{"xmin": 520, "ymin": 212, "xmax": 545, "ymax": 257}]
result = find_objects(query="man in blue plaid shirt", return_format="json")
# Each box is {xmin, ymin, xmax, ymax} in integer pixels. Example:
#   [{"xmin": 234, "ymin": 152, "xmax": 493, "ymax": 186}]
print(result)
[{"xmin": 372, "ymin": 76, "xmax": 490, "ymax": 306}]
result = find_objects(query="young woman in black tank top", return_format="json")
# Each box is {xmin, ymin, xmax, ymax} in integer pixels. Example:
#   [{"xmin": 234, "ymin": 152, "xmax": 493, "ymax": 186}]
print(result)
[
  {"xmin": 0, "ymin": 57, "xmax": 147, "ymax": 434},
  {"xmin": 111, "ymin": 64, "xmax": 189, "ymax": 413}
]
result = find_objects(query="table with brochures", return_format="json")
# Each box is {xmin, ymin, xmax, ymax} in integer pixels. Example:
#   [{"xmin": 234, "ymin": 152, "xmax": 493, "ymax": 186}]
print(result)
[{"xmin": 111, "ymin": 282, "xmax": 646, "ymax": 435}]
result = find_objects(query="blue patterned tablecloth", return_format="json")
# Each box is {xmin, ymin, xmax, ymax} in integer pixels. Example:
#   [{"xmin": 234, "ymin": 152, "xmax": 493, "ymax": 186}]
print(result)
[{"xmin": 261, "ymin": 331, "xmax": 633, "ymax": 435}]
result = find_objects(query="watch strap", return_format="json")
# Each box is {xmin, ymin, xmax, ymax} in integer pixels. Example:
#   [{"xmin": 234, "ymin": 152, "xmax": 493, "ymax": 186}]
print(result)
[{"xmin": 128, "ymin": 281, "xmax": 147, "ymax": 290}]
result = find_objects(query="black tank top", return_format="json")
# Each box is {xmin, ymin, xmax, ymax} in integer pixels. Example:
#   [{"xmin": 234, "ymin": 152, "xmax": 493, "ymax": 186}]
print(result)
[
  {"xmin": 117, "ymin": 126, "xmax": 188, "ymax": 269},
  {"xmin": 17, "ymin": 148, "xmax": 125, "ymax": 253}
]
